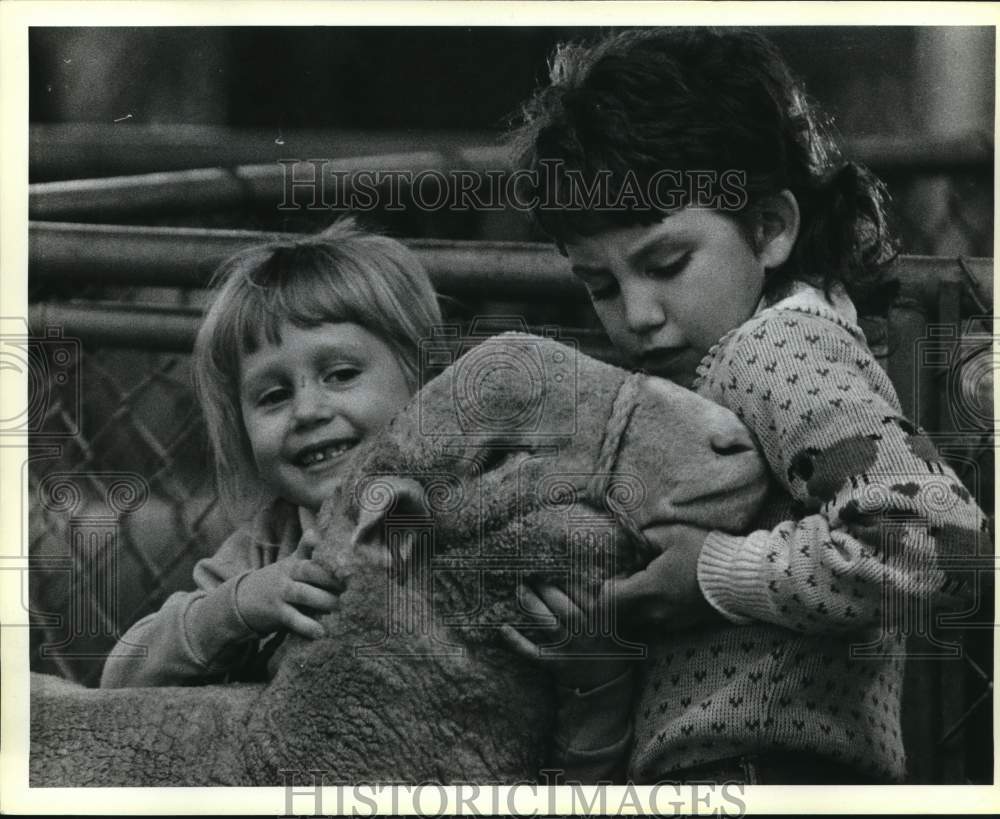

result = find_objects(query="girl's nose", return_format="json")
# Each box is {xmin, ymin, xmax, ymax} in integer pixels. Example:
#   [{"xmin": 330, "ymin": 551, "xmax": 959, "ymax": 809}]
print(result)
[
  {"xmin": 621, "ymin": 280, "xmax": 667, "ymax": 335},
  {"xmin": 292, "ymin": 382, "xmax": 334, "ymax": 426}
]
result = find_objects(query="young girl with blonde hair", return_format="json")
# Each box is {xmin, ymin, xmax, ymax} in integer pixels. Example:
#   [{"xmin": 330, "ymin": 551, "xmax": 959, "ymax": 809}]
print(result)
[{"xmin": 102, "ymin": 219, "xmax": 441, "ymax": 687}]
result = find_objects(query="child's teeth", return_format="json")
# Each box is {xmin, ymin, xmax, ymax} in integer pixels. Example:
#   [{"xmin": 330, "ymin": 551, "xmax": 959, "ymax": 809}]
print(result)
[{"xmin": 303, "ymin": 443, "xmax": 352, "ymax": 465}]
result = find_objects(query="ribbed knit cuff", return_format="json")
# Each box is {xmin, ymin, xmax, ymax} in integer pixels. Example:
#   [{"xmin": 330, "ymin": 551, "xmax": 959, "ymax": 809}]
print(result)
[
  {"xmin": 697, "ymin": 530, "xmax": 775, "ymax": 626},
  {"xmin": 184, "ymin": 572, "xmax": 261, "ymax": 669}
]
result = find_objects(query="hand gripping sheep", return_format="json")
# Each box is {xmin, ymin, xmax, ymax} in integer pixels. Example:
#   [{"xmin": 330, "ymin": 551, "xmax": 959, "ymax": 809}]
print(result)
[{"xmin": 30, "ymin": 333, "xmax": 767, "ymax": 786}]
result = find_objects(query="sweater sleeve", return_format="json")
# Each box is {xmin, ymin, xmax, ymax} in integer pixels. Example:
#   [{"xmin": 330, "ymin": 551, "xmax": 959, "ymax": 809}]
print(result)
[
  {"xmin": 100, "ymin": 524, "xmax": 272, "ymax": 688},
  {"xmin": 695, "ymin": 309, "xmax": 986, "ymax": 633}
]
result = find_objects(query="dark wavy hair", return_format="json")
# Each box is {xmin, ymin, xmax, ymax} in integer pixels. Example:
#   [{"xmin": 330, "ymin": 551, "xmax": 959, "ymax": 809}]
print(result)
[{"xmin": 509, "ymin": 27, "xmax": 898, "ymax": 312}]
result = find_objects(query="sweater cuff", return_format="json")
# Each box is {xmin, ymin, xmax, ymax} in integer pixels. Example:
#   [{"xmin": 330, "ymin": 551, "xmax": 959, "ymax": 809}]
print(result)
[
  {"xmin": 184, "ymin": 572, "xmax": 260, "ymax": 669},
  {"xmin": 697, "ymin": 530, "xmax": 775, "ymax": 625}
]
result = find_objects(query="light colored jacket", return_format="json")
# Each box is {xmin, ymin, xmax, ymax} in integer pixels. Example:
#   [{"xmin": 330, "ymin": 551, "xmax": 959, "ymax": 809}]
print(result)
[{"xmin": 100, "ymin": 499, "xmax": 305, "ymax": 688}]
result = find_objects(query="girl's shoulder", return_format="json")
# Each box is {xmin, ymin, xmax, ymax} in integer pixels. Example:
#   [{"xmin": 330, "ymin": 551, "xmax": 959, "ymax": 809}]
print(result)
[
  {"xmin": 739, "ymin": 281, "xmax": 868, "ymax": 347},
  {"xmin": 735, "ymin": 300, "xmax": 866, "ymax": 351},
  {"xmin": 694, "ymin": 286, "xmax": 868, "ymax": 388},
  {"xmin": 693, "ymin": 286, "xmax": 904, "ymax": 431}
]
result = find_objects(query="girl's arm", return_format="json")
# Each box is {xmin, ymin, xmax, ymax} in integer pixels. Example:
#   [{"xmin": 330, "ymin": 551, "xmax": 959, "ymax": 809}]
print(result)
[
  {"xmin": 694, "ymin": 308, "xmax": 985, "ymax": 633},
  {"xmin": 99, "ymin": 526, "xmax": 268, "ymax": 688}
]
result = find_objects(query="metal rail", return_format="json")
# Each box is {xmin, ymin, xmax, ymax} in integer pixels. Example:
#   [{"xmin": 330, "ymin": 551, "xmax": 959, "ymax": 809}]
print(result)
[
  {"xmin": 29, "ymin": 148, "xmax": 507, "ymax": 220},
  {"xmin": 29, "ymin": 124, "xmax": 502, "ymax": 181},
  {"xmin": 29, "ymin": 222, "xmax": 993, "ymax": 311},
  {"xmin": 30, "ymin": 124, "xmax": 992, "ymax": 180},
  {"xmin": 29, "ymin": 130, "xmax": 992, "ymax": 219},
  {"xmin": 28, "ymin": 222, "xmax": 586, "ymax": 300},
  {"xmin": 26, "ymin": 301, "xmax": 619, "ymax": 357}
]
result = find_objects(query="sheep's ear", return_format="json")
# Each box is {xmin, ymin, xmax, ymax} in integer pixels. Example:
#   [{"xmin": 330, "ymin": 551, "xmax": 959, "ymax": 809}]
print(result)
[{"xmin": 351, "ymin": 477, "xmax": 429, "ymax": 574}]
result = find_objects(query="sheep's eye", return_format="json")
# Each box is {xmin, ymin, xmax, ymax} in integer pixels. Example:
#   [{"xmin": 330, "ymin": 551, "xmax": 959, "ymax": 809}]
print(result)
[{"xmin": 473, "ymin": 446, "xmax": 516, "ymax": 473}]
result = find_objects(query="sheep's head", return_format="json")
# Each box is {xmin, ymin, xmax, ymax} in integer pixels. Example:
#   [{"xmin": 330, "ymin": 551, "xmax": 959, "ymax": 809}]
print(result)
[
  {"xmin": 311, "ymin": 333, "xmax": 768, "ymax": 643},
  {"xmin": 30, "ymin": 335, "xmax": 771, "ymax": 787},
  {"xmin": 245, "ymin": 333, "xmax": 769, "ymax": 783}
]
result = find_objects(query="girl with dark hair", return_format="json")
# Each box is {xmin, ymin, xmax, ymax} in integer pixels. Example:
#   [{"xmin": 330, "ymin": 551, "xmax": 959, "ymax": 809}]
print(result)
[{"xmin": 502, "ymin": 28, "xmax": 984, "ymax": 785}]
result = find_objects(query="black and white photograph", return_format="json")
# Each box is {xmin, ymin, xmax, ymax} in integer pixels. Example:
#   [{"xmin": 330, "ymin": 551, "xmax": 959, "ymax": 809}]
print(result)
[{"xmin": 2, "ymin": 2, "xmax": 996, "ymax": 813}]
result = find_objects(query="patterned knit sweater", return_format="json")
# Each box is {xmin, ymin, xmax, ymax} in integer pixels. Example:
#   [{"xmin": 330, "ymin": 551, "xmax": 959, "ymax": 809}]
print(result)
[{"xmin": 623, "ymin": 292, "xmax": 987, "ymax": 783}]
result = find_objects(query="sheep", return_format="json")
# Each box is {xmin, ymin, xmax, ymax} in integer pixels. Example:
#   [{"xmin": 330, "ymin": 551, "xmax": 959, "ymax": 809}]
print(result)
[{"xmin": 30, "ymin": 333, "xmax": 768, "ymax": 786}]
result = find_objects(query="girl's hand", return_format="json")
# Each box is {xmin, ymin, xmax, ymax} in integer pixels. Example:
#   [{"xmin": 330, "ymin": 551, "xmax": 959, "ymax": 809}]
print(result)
[
  {"xmin": 500, "ymin": 583, "xmax": 637, "ymax": 692},
  {"xmin": 599, "ymin": 524, "xmax": 724, "ymax": 630},
  {"xmin": 235, "ymin": 528, "xmax": 345, "ymax": 640}
]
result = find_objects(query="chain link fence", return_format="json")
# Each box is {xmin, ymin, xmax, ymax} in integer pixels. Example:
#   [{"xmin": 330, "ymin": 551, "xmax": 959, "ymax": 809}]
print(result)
[{"xmin": 27, "ymin": 348, "xmax": 227, "ymax": 685}]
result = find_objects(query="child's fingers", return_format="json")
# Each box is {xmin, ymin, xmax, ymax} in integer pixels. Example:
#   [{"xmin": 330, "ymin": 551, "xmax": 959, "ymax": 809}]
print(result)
[
  {"xmin": 515, "ymin": 585, "xmax": 572, "ymax": 644},
  {"xmin": 600, "ymin": 575, "xmax": 644, "ymax": 614},
  {"xmin": 294, "ymin": 526, "xmax": 323, "ymax": 561},
  {"xmin": 532, "ymin": 583, "xmax": 585, "ymax": 620},
  {"xmin": 294, "ymin": 559, "xmax": 345, "ymax": 593},
  {"xmin": 299, "ymin": 507, "xmax": 320, "ymax": 532},
  {"xmin": 498, "ymin": 624, "xmax": 543, "ymax": 661},
  {"xmin": 286, "ymin": 581, "xmax": 339, "ymax": 613},
  {"xmin": 279, "ymin": 604, "xmax": 326, "ymax": 640},
  {"xmin": 600, "ymin": 570, "xmax": 670, "ymax": 625},
  {"xmin": 515, "ymin": 584, "xmax": 558, "ymax": 625}
]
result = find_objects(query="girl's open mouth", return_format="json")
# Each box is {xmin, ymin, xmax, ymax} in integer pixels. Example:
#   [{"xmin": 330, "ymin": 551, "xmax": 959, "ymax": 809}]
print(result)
[{"xmin": 294, "ymin": 439, "xmax": 358, "ymax": 468}]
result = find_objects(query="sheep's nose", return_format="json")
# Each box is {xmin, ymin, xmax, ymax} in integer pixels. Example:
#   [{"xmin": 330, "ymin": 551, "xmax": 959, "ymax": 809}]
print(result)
[{"xmin": 708, "ymin": 412, "xmax": 756, "ymax": 457}]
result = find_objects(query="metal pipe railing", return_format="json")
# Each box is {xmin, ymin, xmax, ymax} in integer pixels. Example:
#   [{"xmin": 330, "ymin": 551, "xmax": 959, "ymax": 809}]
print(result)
[
  {"xmin": 28, "ymin": 221, "xmax": 993, "ymax": 312},
  {"xmin": 29, "ymin": 148, "xmax": 507, "ymax": 220},
  {"xmin": 846, "ymin": 131, "xmax": 993, "ymax": 171},
  {"xmin": 27, "ymin": 301, "xmax": 619, "ymax": 357},
  {"xmin": 29, "ymin": 124, "xmax": 502, "ymax": 181},
  {"xmin": 30, "ymin": 124, "xmax": 993, "ymax": 181},
  {"xmin": 28, "ymin": 222, "xmax": 587, "ymax": 300},
  {"xmin": 28, "ymin": 302, "xmax": 204, "ymax": 352},
  {"xmin": 29, "ymin": 130, "xmax": 992, "ymax": 219}
]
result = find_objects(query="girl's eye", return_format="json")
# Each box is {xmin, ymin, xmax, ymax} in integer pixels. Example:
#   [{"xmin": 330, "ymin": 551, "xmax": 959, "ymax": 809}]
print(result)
[
  {"xmin": 257, "ymin": 387, "xmax": 290, "ymax": 407},
  {"xmin": 647, "ymin": 251, "xmax": 692, "ymax": 280},
  {"xmin": 324, "ymin": 366, "xmax": 361, "ymax": 384}
]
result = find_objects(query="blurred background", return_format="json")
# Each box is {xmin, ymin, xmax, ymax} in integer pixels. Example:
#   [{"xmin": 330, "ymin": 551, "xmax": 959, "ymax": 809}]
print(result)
[
  {"xmin": 26, "ymin": 26, "xmax": 994, "ymax": 784},
  {"xmin": 29, "ymin": 26, "xmax": 994, "ymax": 254}
]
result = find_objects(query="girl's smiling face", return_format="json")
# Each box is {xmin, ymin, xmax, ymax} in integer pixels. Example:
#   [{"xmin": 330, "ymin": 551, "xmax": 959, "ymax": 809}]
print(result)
[
  {"xmin": 565, "ymin": 208, "xmax": 774, "ymax": 386},
  {"xmin": 240, "ymin": 322, "xmax": 412, "ymax": 512}
]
